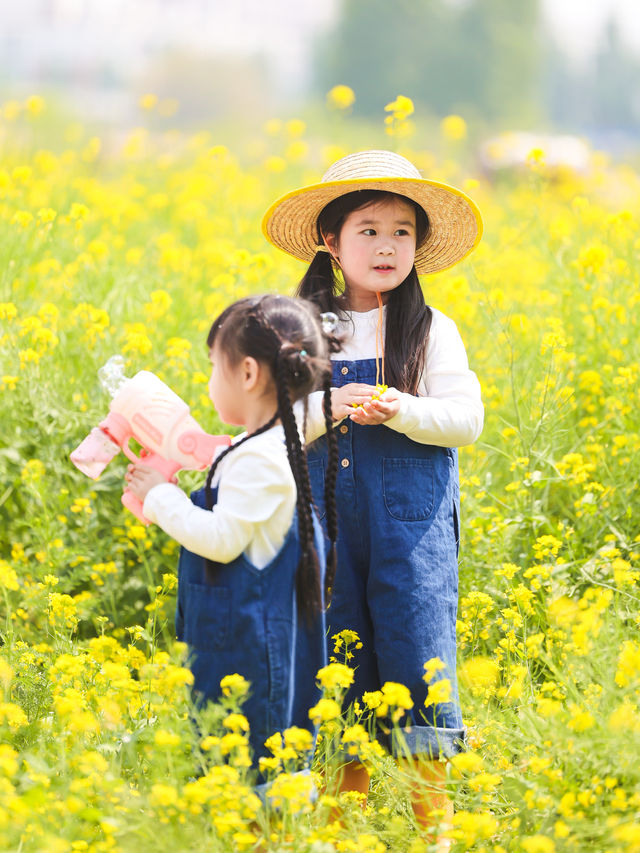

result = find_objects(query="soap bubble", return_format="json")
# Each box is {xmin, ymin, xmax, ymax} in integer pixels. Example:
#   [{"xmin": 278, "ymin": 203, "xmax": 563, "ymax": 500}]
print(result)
[
  {"xmin": 320, "ymin": 312, "xmax": 339, "ymax": 335},
  {"xmin": 98, "ymin": 355, "xmax": 128, "ymax": 398}
]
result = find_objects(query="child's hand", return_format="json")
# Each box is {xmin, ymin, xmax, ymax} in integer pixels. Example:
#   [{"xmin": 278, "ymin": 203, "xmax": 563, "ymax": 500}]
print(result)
[
  {"xmin": 125, "ymin": 464, "xmax": 169, "ymax": 502},
  {"xmin": 349, "ymin": 386, "xmax": 402, "ymax": 426},
  {"xmin": 331, "ymin": 383, "xmax": 381, "ymax": 421}
]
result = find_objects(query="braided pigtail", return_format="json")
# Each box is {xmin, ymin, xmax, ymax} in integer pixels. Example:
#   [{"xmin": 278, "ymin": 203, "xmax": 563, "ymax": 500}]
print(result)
[
  {"xmin": 321, "ymin": 374, "xmax": 338, "ymax": 600},
  {"xmin": 275, "ymin": 350, "xmax": 323, "ymax": 624},
  {"xmin": 204, "ymin": 413, "xmax": 278, "ymax": 582}
]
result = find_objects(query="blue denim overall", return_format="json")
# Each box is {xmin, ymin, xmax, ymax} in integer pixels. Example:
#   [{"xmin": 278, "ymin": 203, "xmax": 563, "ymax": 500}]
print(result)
[
  {"xmin": 307, "ymin": 357, "xmax": 465, "ymax": 758},
  {"xmin": 175, "ymin": 484, "xmax": 327, "ymax": 771}
]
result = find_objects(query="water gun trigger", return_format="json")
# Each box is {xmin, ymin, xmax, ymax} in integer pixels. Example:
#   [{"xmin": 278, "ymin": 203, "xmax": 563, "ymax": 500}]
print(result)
[{"xmin": 121, "ymin": 438, "xmax": 142, "ymax": 465}]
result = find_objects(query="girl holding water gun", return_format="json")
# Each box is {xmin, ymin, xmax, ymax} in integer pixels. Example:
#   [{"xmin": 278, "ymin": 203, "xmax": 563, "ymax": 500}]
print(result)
[
  {"xmin": 125, "ymin": 294, "xmax": 339, "ymax": 776},
  {"xmin": 263, "ymin": 150, "xmax": 484, "ymax": 843}
]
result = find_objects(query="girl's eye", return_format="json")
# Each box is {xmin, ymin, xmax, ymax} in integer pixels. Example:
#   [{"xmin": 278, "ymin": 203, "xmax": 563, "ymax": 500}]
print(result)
[
  {"xmin": 362, "ymin": 228, "xmax": 376, "ymax": 236},
  {"xmin": 395, "ymin": 229, "xmax": 410, "ymax": 236}
]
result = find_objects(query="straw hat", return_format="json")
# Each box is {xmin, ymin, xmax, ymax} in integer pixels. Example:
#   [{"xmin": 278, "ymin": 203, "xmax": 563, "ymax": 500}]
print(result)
[{"xmin": 262, "ymin": 150, "xmax": 483, "ymax": 275}]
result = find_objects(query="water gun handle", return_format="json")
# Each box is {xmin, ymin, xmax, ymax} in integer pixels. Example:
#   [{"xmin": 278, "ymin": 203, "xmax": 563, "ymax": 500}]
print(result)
[
  {"xmin": 122, "ymin": 451, "xmax": 181, "ymax": 526},
  {"xmin": 122, "ymin": 488, "xmax": 150, "ymax": 525}
]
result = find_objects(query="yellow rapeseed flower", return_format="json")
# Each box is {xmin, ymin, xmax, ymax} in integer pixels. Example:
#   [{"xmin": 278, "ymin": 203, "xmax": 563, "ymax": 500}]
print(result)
[
  {"xmin": 459, "ymin": 656, "xmax": 500, "ymax": 696},
  {"xmin": 441, "ymin": 114, "xmax": 467, "ymax": 141},
  {"xmin": 283, "ymin": 726, "xmax": 313, "ymax": 753},
  {"xmin": 576, "ymin": 244, "xmax": 607, "ymax": 275},
  {"xmin": 374, "ymin": 681, "xmax": 413, "ymax": 722},
  {"xmin": 3, "ymin": 99, "xmax": 21, "ymax": 119},
  {"xmin": 362, "ymin": 690, "xmax": 383, "ymax": 710},
  {"xmin": 423, "ymin": 657, "xmax": 446, "ymax": 683},
  {"xmin": 468, "ymin": 771, "xmax": 503, "ymax": 792},
  {"xmin": 615, "ymin": 640, "xmax": 640, "ymax": 687},
  {"xmin": 11, "ymin": 210, "xmax": 33, "ymax": 228},
  {"xmin": 263, "ymin": 118, "xmax": 282, "ymax": 136},
  {"xmin": 450, "ymin": 751, "xmax": 484, "ymax": 776},
  {"xmin": 154, "ymin": 729, "xmax": 181, "ymax": 747},
  {"xmin": 384, "ymin": 95, "xmax": 415, "ymax": 138},
  {"xmin": 424, "ymin": 677, "xmax": 452, "ymax": 707},
  {"xmin": 48, "ymin": 593, "xmax": 78, "ymax": 630},
  {"xmin": 0, "ymin": 561, "xmax": 19, "ymax": 591},
  {"xmin": 139, "ymin": 93, "xmax": 158, "ymax": 111},
  {"xmin": 449, "ymin": 810, "xmax": 498, "ymax": 845},
  {"xmin": 220, "ymin": 673, "xmax": 250, "ymax": 698},
  {"xmin": 223, "ymin": 713, "xmax": 250, "ymax": 733},
  {"xmin": 149, "ymin": 782, "xmax": 177, "ymax": 808},
  {"xmin": 122, "ymin": 322, "xmax": 152, "ymax": 356},
  {"xmin": 264, "ymin": 155, "xmax": 287, "ymax": 173},
  {"xmin": 613, "ymin": 823, "xmax": 640, "ymax": 846},
  {"xmin": 0, "ymin": 657, "xmax": 14, "ymax": 690},
  {"xmin": 232, "ymin": 832, "xmax": 258, "ymax": 851},
  {"xmin": 1, "ymin": 375, "xmax": 18, "ymax": 391},
  {"xmin": 285, "ymin": 119, "xmax": 306, "ymax": 138},
  {"xmin": 0, "ymin": 744, "xmax": 19, "ymax": 776},
  {"xmin": 316, "ymin": 662, "xmax": 354, "ymax": 691},
  {"xmin": 24, "ymin": 95, "xmax": 45, "ymax": 116},
  {"xmin": 327, "ymin": 85, "xmax": 356, "ymax": 111},
  {"xmin": 266, "ymin": 771, "xmax": 315, "ymax": 812},
  {"xmin": 341, "ymin": 724, "xmax": 369, "ymax": 756},
  {"xmin": 526, "ymin": 147, "xmax": 546, "ymax": 167},
  {"xmin": 567, "ymin": 703, "xmax": 595, "ymax": 732},
  {"xmin": 537, "ymin": 697, "xmax": 562, "ymax": 718},
  {"xmin": 521, "ymin": 836, "xmax": 556, "ymax": 853},
  {"xmin": 69, "ymin": 202, "xmax": 89, "ymax": 221},
  {"xmin": 37, "ymin": 207, "xmax": 57, "ymax": 224},
  {"xmin": 384, "ymin": 95, "xmax": 414, "ymax": 121},
  {"xmin": 0, "ymin": 702, "xmax": 28, "ymax": 729},
  {"xmin": 309, "ymin": 698, "xmax": 342, "ymax": 725},
  {"xmin": 145, "ymin": 289, "xmax": 172, "ymax": 320}
]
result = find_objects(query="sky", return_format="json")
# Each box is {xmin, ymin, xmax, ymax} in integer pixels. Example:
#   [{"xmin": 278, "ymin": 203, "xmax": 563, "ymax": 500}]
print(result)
[{"xmin": 542, "ymin": 0, "xmax": 640, "ymax": 64}]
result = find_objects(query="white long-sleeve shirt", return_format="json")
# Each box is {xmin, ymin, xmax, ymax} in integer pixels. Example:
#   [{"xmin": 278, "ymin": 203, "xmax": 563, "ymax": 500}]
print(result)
[
  {"xmin": 303, "ymin": 305, "xmax": 483, "ymax": 446},
  {"xmin": 143, "ymin": 425, "xmax": 295, "ymax": 570}
]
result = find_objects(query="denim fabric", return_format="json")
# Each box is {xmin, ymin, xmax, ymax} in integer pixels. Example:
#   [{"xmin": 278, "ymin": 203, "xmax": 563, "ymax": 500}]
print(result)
[
  {"xmin": 176, "ymin": 484, "xmax": 327, "ymax": 772},
  {"xmin": 308, "ymin": 357, "xmax": 465, "ymax": 759}
]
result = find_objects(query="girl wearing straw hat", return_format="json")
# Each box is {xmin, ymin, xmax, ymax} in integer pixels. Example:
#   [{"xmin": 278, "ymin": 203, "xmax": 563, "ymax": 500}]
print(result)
[{"xmin": 263, "ymin": 150, "xmax": 483, "ymax": 841}]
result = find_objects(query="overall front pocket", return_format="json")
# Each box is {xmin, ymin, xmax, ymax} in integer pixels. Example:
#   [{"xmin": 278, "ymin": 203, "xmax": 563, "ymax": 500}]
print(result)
[
  {"xmin": 382, "ymin": 458, "xmax": 435, "ymax": 521},
  {"xmin": 182, "ymin": 583, "xmax": 231, "ymax": 652}
]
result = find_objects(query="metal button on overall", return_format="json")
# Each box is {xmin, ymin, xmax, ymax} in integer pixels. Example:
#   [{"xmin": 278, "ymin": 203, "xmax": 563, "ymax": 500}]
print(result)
[
  {"xmin": 340, "ymin": 366, "xmax": 349, "ymax": 375},
  {"xmin": 340, "ymin": 424, "xmax": 349, "ymax": 434},
  {"xmin": 341, "ymin": 458, "xmax": 350, "ymax": 468}
]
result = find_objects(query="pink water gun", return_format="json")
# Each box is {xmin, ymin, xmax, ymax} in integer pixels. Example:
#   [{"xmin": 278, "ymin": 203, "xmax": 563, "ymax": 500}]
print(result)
[{"xmin": 70, "ymin": 356, "xmax": 231, "ymax": 524}]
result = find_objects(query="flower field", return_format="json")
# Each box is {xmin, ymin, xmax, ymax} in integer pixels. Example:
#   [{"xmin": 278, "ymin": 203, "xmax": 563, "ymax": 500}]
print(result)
[{"xmin": 1, "ymin": 97, "xmax": 639, "ymax": 852}]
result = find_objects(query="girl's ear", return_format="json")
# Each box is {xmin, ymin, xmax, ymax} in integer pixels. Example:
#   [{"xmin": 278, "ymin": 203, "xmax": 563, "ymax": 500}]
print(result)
[
  {"xmin": 240, "ymin": 356, "xmax": 261, "ymax": 390},
  {"xmin": 323, "ymin": 231, "xmax": 339, "ymax": 261}
]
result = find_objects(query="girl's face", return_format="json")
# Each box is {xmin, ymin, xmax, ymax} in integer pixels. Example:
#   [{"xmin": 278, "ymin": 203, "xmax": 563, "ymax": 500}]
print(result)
[
  {"xmin": 208, "ymin": 345, "xmax": 244, "ymax": 426},
  {"xmin": 325, "ymin": 196, "xmax": 417, "ymax": 312}
]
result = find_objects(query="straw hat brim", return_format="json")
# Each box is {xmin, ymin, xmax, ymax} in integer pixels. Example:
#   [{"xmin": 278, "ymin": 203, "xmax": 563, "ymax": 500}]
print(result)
[{"xmin": 262, "ymin": 176, "xmax": 483, "ymax": 275}]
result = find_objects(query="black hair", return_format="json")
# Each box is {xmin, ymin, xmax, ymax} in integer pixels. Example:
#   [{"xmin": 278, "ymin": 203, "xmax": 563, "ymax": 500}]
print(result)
[
  {"xmin": 203, "ymin": 294, "xmax": 339, "ymax": 621},
  {"xmin": 296, "ymin": 189, "xmax": 433, "ymax": 395}
]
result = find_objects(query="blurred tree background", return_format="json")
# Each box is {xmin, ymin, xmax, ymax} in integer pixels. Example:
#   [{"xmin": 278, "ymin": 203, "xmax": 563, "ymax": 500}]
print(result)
[
  {"xmin": 314, "ymin": 0, "xmax": 640, "ymax": 137},
  {"xmin": 315, "ymin": 0, "xmax": 542, "ymax": 125}
]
